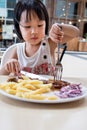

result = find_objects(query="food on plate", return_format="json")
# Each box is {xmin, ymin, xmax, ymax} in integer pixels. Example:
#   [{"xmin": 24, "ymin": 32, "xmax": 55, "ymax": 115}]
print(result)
[
  {"xmin": 55, "ymin": 83, "xmax": 82, "ymax": 98},
  {"xmin": 0, "ymin": 75, "xmax": 83, "ymax": 101},
  {"xmin": 7, "ymin": 76, "xmax": 18, "ymax": 82},
  {"xmin": 7, "ymin": 75, "xmax": 70, "ymax": 90},
  {"xmin": 7, "ymin": 75, "xmax": 28, "ymax": 82},
  {"xmin": 0, "ymin": 76, "xmax": 58, "ymax": 100},
  {"xmin": 48, "ymin": 79, "xmax": 70, "ymax": 90}
]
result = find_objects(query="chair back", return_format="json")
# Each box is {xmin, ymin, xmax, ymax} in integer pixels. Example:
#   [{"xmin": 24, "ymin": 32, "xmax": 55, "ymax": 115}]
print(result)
[{"xmin": 1, "ymin": 44, "xmax": 17, "ymax": 67}]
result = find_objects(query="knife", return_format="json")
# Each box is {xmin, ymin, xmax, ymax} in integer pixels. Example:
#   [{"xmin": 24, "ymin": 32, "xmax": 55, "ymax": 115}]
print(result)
[{"xmin": 21, "ymin": 70, "xmax": 48, "ymax": 80}]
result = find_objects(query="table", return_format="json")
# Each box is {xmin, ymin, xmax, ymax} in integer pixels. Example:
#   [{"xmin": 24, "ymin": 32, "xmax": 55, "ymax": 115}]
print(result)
[
  {"xmin": 62, "ymin": 52, "xmax": 87, "ymax": 78},
  {"xmin": 0, "ymin": 76, "xmax": 87, "ymax": 130}
]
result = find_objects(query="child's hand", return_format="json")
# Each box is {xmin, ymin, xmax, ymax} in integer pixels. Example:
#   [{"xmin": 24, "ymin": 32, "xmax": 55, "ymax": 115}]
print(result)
[
  {"xmin": 4, "ymin": 59, "xmax": 20, "ymax": 75},
  {"xmin": 49, "ymin": 23, "xmax": 64, "ymax": 43}
]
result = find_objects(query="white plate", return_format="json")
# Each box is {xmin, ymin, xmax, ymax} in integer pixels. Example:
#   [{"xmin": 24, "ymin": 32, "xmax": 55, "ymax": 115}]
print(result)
[
  {"xmin": 0, "ymin": 75, "xmax": 87, "ymax": 104},
  {"xmin": 0, "ymin": 85, "xmax": 87, "ymax": 103}
]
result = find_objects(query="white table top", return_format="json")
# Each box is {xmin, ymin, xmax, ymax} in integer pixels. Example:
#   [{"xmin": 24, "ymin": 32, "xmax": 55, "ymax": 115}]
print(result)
[
  {"xmin": 62, "ymin": 52, "xmax": 87, "ymax": 78},
  {"xmin": 0, "ymin": 76, "xmax": 87, "ymax": 130}
]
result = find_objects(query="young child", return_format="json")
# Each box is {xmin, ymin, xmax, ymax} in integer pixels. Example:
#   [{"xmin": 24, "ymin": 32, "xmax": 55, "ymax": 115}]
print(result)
[{"xmin": 0, "ymin": 0, "xmax": 79, "ymax": 76}]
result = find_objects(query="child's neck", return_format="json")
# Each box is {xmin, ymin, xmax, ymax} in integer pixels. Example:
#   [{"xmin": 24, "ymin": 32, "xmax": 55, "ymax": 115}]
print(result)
[{"xmin": 25, "ymin": 42, "xmax": 41, "ymax": 57}]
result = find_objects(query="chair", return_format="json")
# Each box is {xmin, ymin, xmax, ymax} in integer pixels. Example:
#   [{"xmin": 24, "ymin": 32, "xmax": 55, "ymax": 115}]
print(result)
[{"xmin": 0, "ymin": 43, "xmax": 20, "ymax": 67}]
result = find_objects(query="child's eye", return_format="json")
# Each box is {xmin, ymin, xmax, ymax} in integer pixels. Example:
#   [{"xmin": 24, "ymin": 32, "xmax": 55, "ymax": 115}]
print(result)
[
  {"xmin": 20, "ymin": 23, "xmax": 31, "ymax": 28},
  {"xmin": 38, "ymin": 24, "xmax": 43, "ymax": 27},
  {"xmin": 24, "ymin": 26, "xmax": 31, "ymax": 28}
]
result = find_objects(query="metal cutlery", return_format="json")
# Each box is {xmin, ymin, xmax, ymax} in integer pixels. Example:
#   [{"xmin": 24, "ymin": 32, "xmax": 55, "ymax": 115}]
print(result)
[
  {"xmin": 54, "ymin": 43, "xmax": 63, "ymax": 81},
  {"xmin": 21, "ymin": 70, "xmax": 48, "ymax": 80}
]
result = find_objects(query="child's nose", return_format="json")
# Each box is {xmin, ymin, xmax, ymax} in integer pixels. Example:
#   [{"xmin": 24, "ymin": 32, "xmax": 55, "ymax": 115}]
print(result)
[{"xmin": 31, "ymin": 27, "xmax": 38, "ymax": 34}]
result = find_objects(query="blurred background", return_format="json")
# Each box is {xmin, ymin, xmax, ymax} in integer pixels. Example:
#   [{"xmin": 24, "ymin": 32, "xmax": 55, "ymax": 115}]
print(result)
[{"xmin": 0, "ymin": 0, "xmax": 87, "ymax": 52}]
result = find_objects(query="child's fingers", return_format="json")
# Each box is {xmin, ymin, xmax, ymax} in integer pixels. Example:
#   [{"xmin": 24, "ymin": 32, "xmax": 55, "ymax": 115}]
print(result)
[
  {"xmin": 50, "ymin": 32, "xmax": 64, "ymax": 43},
  {"xmin": 10, "ymin": 62, "xmax": 20, "ymax": 74},
  {"xmin": 6, "ymin": 62, "xmax": 15, "ymax": 73},
  {"xmin": 15, "ymin": 63, "xmax": 20, "ymax": 74},
  {"xmin": 5, "ymin": 63, "xmax": 10, "ymax": 72},
  {"xmin": 5, "ymin": 60, "xmax": 20, "ymax": 74}
]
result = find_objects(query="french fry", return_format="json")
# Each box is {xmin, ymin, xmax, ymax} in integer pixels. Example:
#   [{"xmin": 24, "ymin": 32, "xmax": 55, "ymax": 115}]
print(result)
[
  {"xmin": 30, "ymin": 87, "xmax": 50, "ymax": 95},
  {"xmin": 0, "ymin": 76, "xmax": 58, "ymax": 101},
  {"xmin": 6, "ymin": 88, "xmax": 16, "ymax": 95},
  {"xmin": 23, "ymin": 84, "xmax": 36, "ymax": 90},
  {"xmin": 34, "ymin": 83, "xmax": 52, "ymax": 89},
  {"xmin": 27, "ymin": 80, "xmax": 43, "ymax": 85},
  {"xmin": 47, "ymin": 96, "xmax": 58, "ymax": 100},
  {"xmin": 17, "ymin": 86, "xmax": 32, "ymax": 92},
  {"xmin": 30, "ymin": 94, "xmax": 46, "ymax": 100},
  {"xmin": 16, "ymin": 92, "xmax": 23, "ymax": 97}
]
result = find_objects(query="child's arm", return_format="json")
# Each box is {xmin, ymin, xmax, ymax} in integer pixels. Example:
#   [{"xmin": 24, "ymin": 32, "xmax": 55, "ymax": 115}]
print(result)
[
  {"xmin": 0, "ymin": 59, "xmax": 20, "ymax": 75},
  {"xmin": 0, "ymin": 47, "xmax": 20, "ymax": 75},
  {"xmin": 49, "ymin": 23, "xmax": 80, "ymax": 44}
]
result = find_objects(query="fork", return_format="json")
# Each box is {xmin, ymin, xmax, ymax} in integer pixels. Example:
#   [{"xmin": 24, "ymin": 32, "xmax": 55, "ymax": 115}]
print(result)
[{"xmin": 54, "ymin": 43, "xmax": 63, "ymax": 81}]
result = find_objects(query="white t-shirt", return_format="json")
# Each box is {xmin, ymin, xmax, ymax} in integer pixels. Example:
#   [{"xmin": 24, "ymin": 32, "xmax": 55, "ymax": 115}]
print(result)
[{"xmin": 17, "ymin": 38, "xmax": 54, "ymax": 75}]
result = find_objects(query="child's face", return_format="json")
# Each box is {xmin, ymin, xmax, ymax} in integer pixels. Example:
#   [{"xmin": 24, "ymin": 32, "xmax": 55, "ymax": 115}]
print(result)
[{"xmin": 19, "ymin": 10, "xmax": 46, "ymax": 45}]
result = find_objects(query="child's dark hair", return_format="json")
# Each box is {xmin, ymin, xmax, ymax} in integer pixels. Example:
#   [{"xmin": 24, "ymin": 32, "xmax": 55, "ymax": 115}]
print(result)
[{"xmin": 14, "ymin": 0, "xmax": 49, "ymax": 40}]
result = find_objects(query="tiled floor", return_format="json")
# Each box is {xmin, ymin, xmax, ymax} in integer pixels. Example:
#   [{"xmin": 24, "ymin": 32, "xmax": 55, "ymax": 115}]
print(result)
[{"xmin": 62, "ymin": 51, "xmax": 87, "ymax": 78}]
